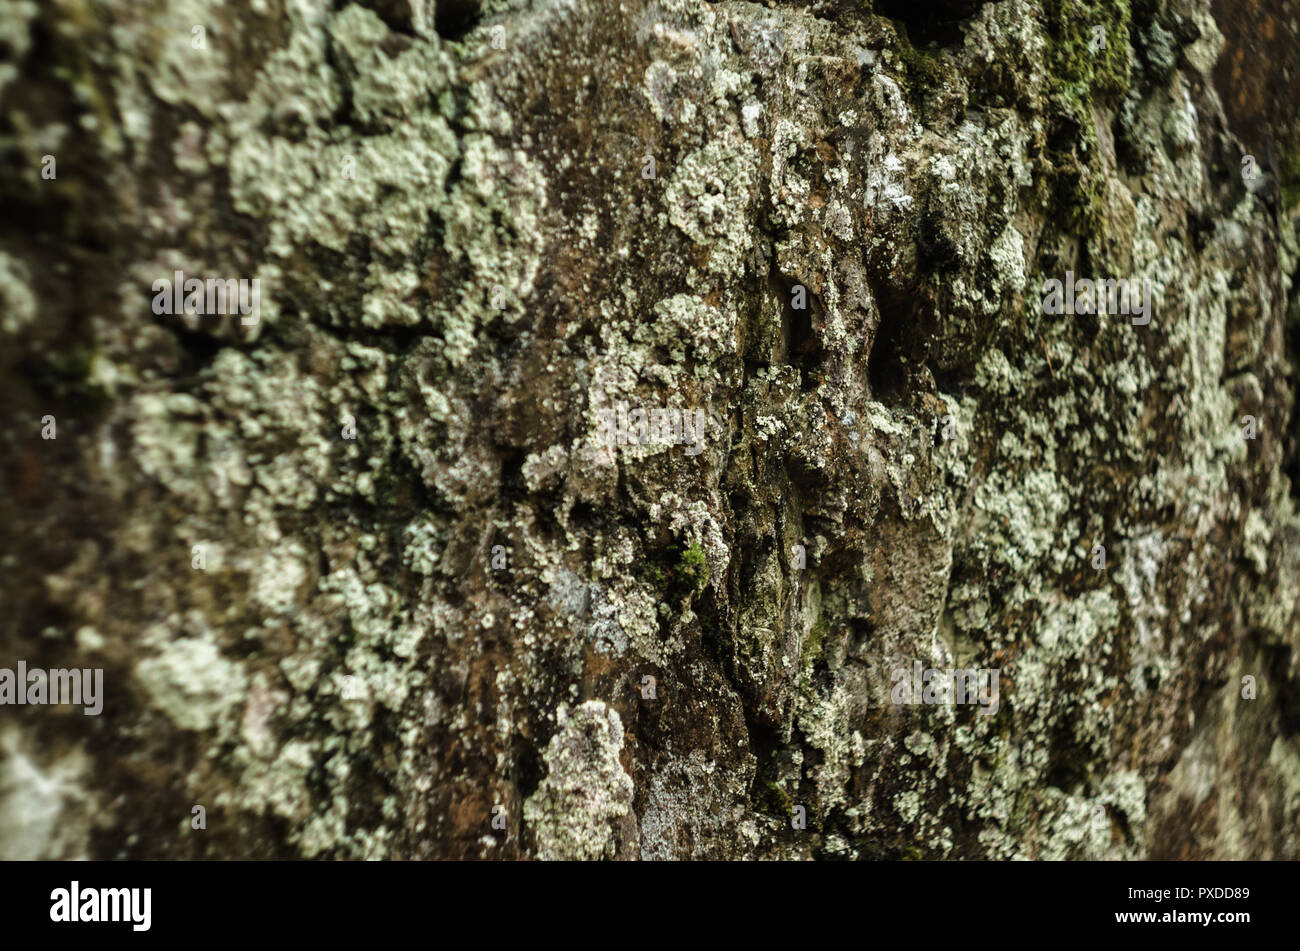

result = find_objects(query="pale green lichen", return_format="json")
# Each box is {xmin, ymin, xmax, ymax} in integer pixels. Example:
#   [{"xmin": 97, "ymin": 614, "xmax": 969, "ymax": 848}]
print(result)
[
  {"xmin": 134, "ymin": 635, "xmax": 248, "ymax": 733},
  {"xmin": 0, "ymin": 251, "xmax": 36, "ymax": 335},
  {"xmin": 662, "ymin": 136, "xmax": 759, "ymax": 279}
]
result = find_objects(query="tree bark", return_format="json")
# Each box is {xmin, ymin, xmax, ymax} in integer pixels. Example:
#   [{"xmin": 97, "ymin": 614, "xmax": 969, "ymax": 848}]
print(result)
[{"xmin": 1, "ymin": 0, "xmax": 1298, "ymax": 860}]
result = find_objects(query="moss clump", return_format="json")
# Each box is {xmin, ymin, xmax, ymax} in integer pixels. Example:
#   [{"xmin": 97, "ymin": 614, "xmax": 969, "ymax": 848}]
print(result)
[
  {"xmin": 648, "ymin": 542, "xmax": 708, "ymax": 603},
  {"xmin": 801, "ymin": 615, "xmax": 829, "ymax": 672},
  {"xmin": 1042, "ymin": 0, "xmax": 1132, "ymax": 106},
  {"xmin": 893, "ymin": 29, "xmax": 945, "ymax": 95},
  {"xmin": 677, "ymin": 542, "xmax": 709, "ymax": 592},
  {"xmin": 1280, "ymin": 151, "xmax": 1300, "ymax": 211},
  {"xmin": 1036, "ymin": 1, "xmax": 1132, "ymax": 239},
  {"xmin": 876, "ymin": 18, "xmax": 946, "ymax": 100},
  {"xmin": 20, "ymin": 342, "xmax": 109, "ymax": 411},
  {"xmin": 753, "ymin": 777, "xmax": 793, "ymax": 819},
  {"xmin": 1042, "ymin": 141, "xmax": 1108, "ymax": 239}
]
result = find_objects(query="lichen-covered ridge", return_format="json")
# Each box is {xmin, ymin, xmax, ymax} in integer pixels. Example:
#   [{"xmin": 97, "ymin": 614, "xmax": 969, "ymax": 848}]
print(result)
[{"xmin": 0, "ymin": 0, "xmax": 1297, "ymax": 860}]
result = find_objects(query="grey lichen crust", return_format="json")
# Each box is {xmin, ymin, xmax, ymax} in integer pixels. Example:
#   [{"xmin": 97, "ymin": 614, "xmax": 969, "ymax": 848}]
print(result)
[
  {"xmin": 523, "ymin": 701, "xmax": 635, "ymax": 860},
  {"xmin": 0, "ymin": 0, "xmax": 1298, "ymax": 860}
]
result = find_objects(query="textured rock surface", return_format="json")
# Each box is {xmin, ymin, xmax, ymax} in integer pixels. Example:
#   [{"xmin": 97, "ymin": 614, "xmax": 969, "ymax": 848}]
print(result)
[{"xmin": 0, "ymin": 0, "xmax": 1298, "ymax": 859}]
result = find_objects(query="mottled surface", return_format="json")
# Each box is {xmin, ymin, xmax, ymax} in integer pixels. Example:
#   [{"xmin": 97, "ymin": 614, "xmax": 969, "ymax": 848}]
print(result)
[{"xmin": 0, "ymin": 0, "xmax": 1298, "ymax": 859}]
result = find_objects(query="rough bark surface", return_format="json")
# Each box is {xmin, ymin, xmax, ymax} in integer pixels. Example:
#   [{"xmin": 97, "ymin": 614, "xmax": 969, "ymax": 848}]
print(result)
[{"xmin": 1, "ymin": 0, "xmax": 1298, "ymax": 860}]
